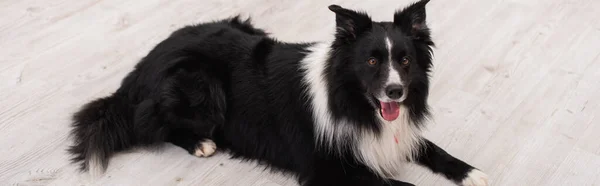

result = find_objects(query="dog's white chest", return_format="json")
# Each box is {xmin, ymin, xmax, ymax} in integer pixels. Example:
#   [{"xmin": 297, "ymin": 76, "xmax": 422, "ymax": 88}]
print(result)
[{"xmin": 355, "ymin": 111, "xmax": 422, "ymax": 178}]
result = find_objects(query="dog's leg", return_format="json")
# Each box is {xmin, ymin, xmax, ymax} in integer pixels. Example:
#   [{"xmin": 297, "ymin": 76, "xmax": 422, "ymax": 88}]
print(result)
[
  {"xmin": 302, "ymin": 174, "xmax": 409, "ymax": 186},
  {"xmin": 302, "ymin": 175, "xmax": 415, "ymax": 186},
  {"xmin": 159, "ymin": 66, "xmax": 226, "ymax": 158},
  {"xmin": 300, "ymin": 162, "xmax": 415, "ymax": 186},
  {"xmin": 413, "ymin": 139, "xmax": 489, "ymax": 186}
]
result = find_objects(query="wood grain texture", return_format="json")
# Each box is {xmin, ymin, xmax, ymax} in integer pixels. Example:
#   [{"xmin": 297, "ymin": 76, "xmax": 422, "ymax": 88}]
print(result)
[{"xmin": 1, "ymin": 0, "xmax": 599, "ymax": 185}]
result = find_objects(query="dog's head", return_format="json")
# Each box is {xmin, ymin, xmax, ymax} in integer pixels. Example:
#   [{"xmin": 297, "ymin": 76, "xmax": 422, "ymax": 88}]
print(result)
[{"xmin": 327, "ymin": 0, "xmax": 433, "ymax": 122}]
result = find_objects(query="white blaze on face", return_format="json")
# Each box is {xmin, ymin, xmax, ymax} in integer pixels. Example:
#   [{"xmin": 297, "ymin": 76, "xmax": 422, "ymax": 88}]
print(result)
[{"xmin": 385, "ymin": 36, "xmax": 402, "ymax": 87}]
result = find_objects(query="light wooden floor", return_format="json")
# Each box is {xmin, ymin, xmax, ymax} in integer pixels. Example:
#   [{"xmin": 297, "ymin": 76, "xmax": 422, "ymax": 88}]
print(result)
[{"xmin": 1, "ymin": 0, "xmax": 599, "ymax": 185}]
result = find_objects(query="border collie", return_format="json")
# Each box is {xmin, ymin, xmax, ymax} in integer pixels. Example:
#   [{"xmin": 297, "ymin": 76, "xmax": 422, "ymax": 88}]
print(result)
[{"xmin": 68, "ymin": 0, "xmax": 489, "ymax": 185}]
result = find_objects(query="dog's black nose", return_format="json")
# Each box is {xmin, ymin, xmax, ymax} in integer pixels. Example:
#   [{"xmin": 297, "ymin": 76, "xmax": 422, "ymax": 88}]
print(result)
[{"xmin": 385, "ymin": 85, "xmax": 403, "ymax": 99}]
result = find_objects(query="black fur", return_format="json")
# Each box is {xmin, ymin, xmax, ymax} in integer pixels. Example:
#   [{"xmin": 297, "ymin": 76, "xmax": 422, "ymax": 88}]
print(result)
[{"xmin": 68, "ymin": 1, "xmax": 485, "ymax": 185}]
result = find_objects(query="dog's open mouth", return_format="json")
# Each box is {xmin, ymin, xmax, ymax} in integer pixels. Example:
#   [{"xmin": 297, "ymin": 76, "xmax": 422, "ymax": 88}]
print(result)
[{"xmin": 379, "ymin": 101, "xmax": 400, "ymax": 121}]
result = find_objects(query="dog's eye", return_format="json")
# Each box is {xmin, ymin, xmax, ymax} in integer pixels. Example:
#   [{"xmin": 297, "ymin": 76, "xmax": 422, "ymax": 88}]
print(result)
[
  {"xmin": 401, "ymin": 57, "xmax": 410, "ymax": 66},
  {"xmin": 367, "ymin": 58, "xmax": 377, "ymax": 65}
]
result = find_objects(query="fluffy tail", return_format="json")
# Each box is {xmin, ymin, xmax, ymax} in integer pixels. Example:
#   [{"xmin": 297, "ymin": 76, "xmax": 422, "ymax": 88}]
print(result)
[{"xmin": 67, "ymin": 94, "xmax": 134, "ymax": 176}]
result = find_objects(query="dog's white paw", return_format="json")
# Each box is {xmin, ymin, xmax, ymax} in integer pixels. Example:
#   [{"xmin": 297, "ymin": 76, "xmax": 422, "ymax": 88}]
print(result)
[
  {"xmin": 193, "ymin": 139, "xmax": 217, "ymax": 157},
  {"xmin": 461, "ymin": 169, "xmax": 489, "ymax": 186}
]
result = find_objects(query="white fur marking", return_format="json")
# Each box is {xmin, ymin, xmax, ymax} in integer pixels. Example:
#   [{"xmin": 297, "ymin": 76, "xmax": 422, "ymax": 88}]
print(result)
[
  {"xmin": 356, "ymin": 106, "xmax": 422, "ymax": 177},
  {"xmin": 300, "ymin": 41, "xmax": 422, "ymax": 178},
  {"xmin": 385, "ymin": 37, "xmax": 402, "ymax": 87},
  {"xmin": 88, "ymin": 154, "xmax": 104, "ymax": 178},
  {"xmin": 194, "ymin": 139, "xmax": 216, "ymax": 157},
  {"xmin": 299, "ymin": 42, "xmax": 340, "ymax": 149},
  {"xmin": 461, "ymin": 169, "xmax": 489, "ymax": 186}
]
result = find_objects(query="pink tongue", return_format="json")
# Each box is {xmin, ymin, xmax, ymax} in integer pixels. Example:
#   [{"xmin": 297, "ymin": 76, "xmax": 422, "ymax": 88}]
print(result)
[{"xmin": 380, "ymin": 101, "xmax": 400, "ymax": 121}]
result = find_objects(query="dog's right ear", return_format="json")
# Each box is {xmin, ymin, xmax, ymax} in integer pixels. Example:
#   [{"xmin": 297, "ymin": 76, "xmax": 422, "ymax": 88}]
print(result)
[
  {"xmin": 393, "ymin": 0, "xmax": 430, "ymax": 39},
  {"xmin": 328, "ymin": 5, "xmax": 372, "ymax": 42}
]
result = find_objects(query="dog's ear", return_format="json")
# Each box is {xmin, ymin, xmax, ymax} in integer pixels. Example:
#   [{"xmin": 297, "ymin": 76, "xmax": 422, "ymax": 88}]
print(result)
[
  {"xmin": 393, "ymin": 0, "xmax": 430, "ymax": 39},
  {"xmin": 328, "ymin": 5, "xmax": 372, "ymax": 42}
]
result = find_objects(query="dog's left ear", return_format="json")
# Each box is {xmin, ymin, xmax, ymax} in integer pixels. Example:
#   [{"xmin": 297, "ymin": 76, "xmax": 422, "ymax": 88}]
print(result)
[
  {"xmin": 394, "ymin": 0, "xmax": 430, "ymax": 39},
  {"xmin": 328, "ymin": 5, "xmax": 372, "ymax": 42}
]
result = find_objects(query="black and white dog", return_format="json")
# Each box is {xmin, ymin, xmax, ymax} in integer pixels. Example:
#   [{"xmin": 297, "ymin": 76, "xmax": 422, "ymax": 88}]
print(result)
[{"xmin": 68, "ymin": 0, "xmax": 489, "ymax": 185}]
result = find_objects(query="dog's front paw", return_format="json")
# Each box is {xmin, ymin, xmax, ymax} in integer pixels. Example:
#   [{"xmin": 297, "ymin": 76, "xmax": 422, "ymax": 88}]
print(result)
[
  {"xmin": 193, "ymin": 139, "xmax": 217, "ymax": 157},
  {"xmin": 461, "ymin": 169, "xmax": 489, "ymax": 186}
]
